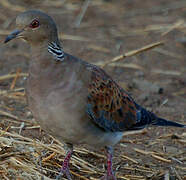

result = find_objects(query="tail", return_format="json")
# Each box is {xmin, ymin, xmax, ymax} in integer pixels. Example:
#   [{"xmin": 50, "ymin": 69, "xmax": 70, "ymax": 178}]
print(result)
[
  {"xmin": 151, "ymin": 117, "xmax": 185, "ymax": 127},
  {"xmin": 129, "ymin": 103, "xmax": 186, "ymax": 130}
]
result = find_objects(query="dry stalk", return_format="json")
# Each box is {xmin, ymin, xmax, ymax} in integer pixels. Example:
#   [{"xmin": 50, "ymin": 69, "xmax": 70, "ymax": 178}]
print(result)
[
  {"xmin": 74, "ymin": 0, "xmax": 91, "ymax": 27},
  {"xmin": 122, "ymin": 154, "xmax": 139, "ymax": 164},
  {"xmin": 123, "ymin": 166, "xmax": 154, "ymax": 173},
  {"xmin": 0, "ymin": 73, "xmax": 28, "ymax": 81},
  {"xmin": 95, "ymin": 41, "xmax": 164, "ymax": 68},
  {"xmin": 10, "ymin": 69, "xmax": 21, "ymax": 90},
  {"xmin": 0, "ymin": 0, "xmax": 26, "ymax": 11},
  {"xmin": 161, "ymin": 19, "xmax": 184, "ymax": 36}
]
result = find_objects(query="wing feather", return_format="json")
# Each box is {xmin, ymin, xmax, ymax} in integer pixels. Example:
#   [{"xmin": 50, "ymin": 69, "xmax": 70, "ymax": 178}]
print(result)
[{"xmin": 86, "ymin": 66, "xmax": 138, "ymax": 132}]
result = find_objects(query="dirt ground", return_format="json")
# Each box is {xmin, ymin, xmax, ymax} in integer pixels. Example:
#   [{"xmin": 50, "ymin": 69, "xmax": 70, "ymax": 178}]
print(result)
[{"xmin": 0, "ymin": 0, "xmax": 185, "ymax": 179}]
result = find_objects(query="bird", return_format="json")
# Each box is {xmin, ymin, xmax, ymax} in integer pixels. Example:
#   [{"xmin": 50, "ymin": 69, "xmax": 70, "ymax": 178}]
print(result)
[{"xmin": 4, "ymin": 10, "xmax": 185, "ymax": 180}]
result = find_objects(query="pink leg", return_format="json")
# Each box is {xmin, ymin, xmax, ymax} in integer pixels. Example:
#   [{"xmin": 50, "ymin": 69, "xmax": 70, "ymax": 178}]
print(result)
[
  {"xmin": 56, "ymin": 144, "xmax": 73, "ymax": 180},
  {"xmin": 101, "ymin": 147, "xmax": 117, "ymax": 180}
]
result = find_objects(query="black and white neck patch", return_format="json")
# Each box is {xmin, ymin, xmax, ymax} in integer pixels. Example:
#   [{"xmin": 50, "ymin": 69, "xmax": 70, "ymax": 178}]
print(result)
[{"xmin": 48, "ymin": 42, "xmax": 65, "ymax": 61}]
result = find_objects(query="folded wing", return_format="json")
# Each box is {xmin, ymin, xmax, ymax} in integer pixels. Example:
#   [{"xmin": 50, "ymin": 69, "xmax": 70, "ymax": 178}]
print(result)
[{"xmin": 86, "ymin": 66, "xmax": 138, "ymax": 131}]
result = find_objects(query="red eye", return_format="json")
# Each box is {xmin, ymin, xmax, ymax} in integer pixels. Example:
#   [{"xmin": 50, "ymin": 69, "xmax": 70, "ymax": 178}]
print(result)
[{"xmin": 29, "ymin": 19, "xmax": 40, "ymax": 28}]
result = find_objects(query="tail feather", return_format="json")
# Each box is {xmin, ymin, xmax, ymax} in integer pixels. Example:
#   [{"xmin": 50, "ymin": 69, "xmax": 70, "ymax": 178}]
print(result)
[
  {"xmin": 130, "ymin": 103, "xmax": 186, "ymax": 130},
  {"xmin": 152, "ymin": 117, "xmax": 186, "ymax": 128}
]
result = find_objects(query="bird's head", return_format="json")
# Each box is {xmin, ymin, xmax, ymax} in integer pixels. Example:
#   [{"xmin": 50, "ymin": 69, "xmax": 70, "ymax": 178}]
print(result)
[{"xmin": 4, "ymin": 10, "xmax": 59, "ymax": 46}]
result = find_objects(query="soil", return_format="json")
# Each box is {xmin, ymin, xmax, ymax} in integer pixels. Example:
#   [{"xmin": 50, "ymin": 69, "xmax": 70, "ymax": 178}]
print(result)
[{"xmin": 0, "ymin": 0, "xmax": 185, "ymax": 179}]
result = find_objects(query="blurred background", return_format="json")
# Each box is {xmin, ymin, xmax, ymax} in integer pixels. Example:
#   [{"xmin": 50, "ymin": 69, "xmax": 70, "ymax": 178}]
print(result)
[{"xmin": 0, "ymin": 0, "xmax": 186, "ymax": 179}]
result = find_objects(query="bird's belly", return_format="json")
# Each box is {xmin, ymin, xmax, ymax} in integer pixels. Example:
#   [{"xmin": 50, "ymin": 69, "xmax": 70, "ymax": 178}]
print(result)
[
  {"xmin": 27, "ymin": 71, "xmax": 123, "ymax": 148},
  {"xmin": 27, "ymin": 90, "xmax": 123, "ymax": 148}
]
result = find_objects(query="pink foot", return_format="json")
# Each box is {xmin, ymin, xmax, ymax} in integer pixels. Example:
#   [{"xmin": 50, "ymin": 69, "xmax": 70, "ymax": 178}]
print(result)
[
  {"xmin": 101, "ymin": 147, "xmax": 117, "ymax": 180},
  {"xmin": 56, "ymin": 146, "xmax": 73, "ymax": 180}
]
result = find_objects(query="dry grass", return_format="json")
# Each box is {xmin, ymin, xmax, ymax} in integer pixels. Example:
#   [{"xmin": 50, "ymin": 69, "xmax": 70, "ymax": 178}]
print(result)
[
  {"xmin": 0, "ymin": 120, "xmax": 185, "ymax": 179},
  {"xmin": 0, "ymin": 0, "xmax": 186, "ymax": 179}
]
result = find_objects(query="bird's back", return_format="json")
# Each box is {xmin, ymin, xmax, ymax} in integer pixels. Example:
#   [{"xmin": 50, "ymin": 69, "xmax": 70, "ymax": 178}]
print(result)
[{"xmin": 68, "ymin": 54, "xmax": 186, "ymax": 132}]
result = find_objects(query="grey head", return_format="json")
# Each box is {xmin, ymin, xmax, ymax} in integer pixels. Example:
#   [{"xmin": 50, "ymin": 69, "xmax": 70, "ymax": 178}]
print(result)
[{"xmin": 4, "ymin": 10, "xmax": 60, "ymax": 46}]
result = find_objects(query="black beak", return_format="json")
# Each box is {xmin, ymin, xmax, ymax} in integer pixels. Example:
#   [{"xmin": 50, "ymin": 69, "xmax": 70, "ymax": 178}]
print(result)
[{"xmin": 4, "ymin": 29, "xmax": 23, "ymax": 43}]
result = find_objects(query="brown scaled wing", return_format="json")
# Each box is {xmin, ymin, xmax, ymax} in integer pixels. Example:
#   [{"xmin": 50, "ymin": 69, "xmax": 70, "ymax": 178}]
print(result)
[{"xmin": 86, "ymin": 66, "xmax": 137, "ymax": 132}]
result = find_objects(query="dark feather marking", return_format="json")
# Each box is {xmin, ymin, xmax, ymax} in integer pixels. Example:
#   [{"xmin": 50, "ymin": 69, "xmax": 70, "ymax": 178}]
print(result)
[{"xmin": 117, "ymin": 109, "xmax": 123, "ymax": 117}]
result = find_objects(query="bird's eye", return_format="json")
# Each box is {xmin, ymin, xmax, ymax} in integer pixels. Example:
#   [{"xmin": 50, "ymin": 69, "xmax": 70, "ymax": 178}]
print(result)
[{"xmin": 29, "ymin": 19, "xmax": 40, "ymax": 28}]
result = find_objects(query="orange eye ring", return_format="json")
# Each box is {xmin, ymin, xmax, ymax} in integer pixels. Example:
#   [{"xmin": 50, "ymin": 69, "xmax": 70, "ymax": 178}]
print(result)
[{"xmin": 29, "ymin": 19, "xmax": 40, "ymax": 28}]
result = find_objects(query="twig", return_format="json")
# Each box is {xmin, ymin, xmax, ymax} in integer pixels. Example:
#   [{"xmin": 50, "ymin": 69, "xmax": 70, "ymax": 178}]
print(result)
[
  {"xmin": 122, "ymin": 129, "xmax": 147, "ymax": 136},
  {"xmin": 0, "ymin": 0, "xmax": 26, "ymax": 11},
  {"xmin": 123, "ymin": 166, "xmax": 153, "ymax": 173},
  {"xmin": 0, "ymin": 110, "xmax": 19, "ymax": 120},
  {"xmin": 42, "ymin": 152, "xmax": 56, "ymax": 162},
  {"xmin": 0, "ymin": 73, "xmax": 28, "ymax": 81},
  {"xmin": 98, "ymin": 41, "xmax": 164, "ymax": 68},
  {"xmin": 122, "ymin": 154, "xmax": 139, "ymax": 164},
  {"xmin": 151, "ymin": 69, "xmax": 181, "ymax": 76},
  {"xmin": 160, "ymin": 99, "xmax": 169, "ymax": 107},
  {"xmin": 10, "ymin": 69, "xmax": 21, "ymax": 90},
  {"xmin": 162, "ymin": 19, "xmax": 184, "ymax": 36},
  {"xmin": 74, "ymin": 0, "xmax": 91, "ymax": 27},
  {"xmin": 59, "ymin": 34, "xmax": 91, "ymax": 42},
  {"xmin": 172, "ymin": 168, "xmax": 183, "ymax": 180},
  {"xmin": 151, "ymin": 154, "xmax": 171, "ymax": 163}
]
